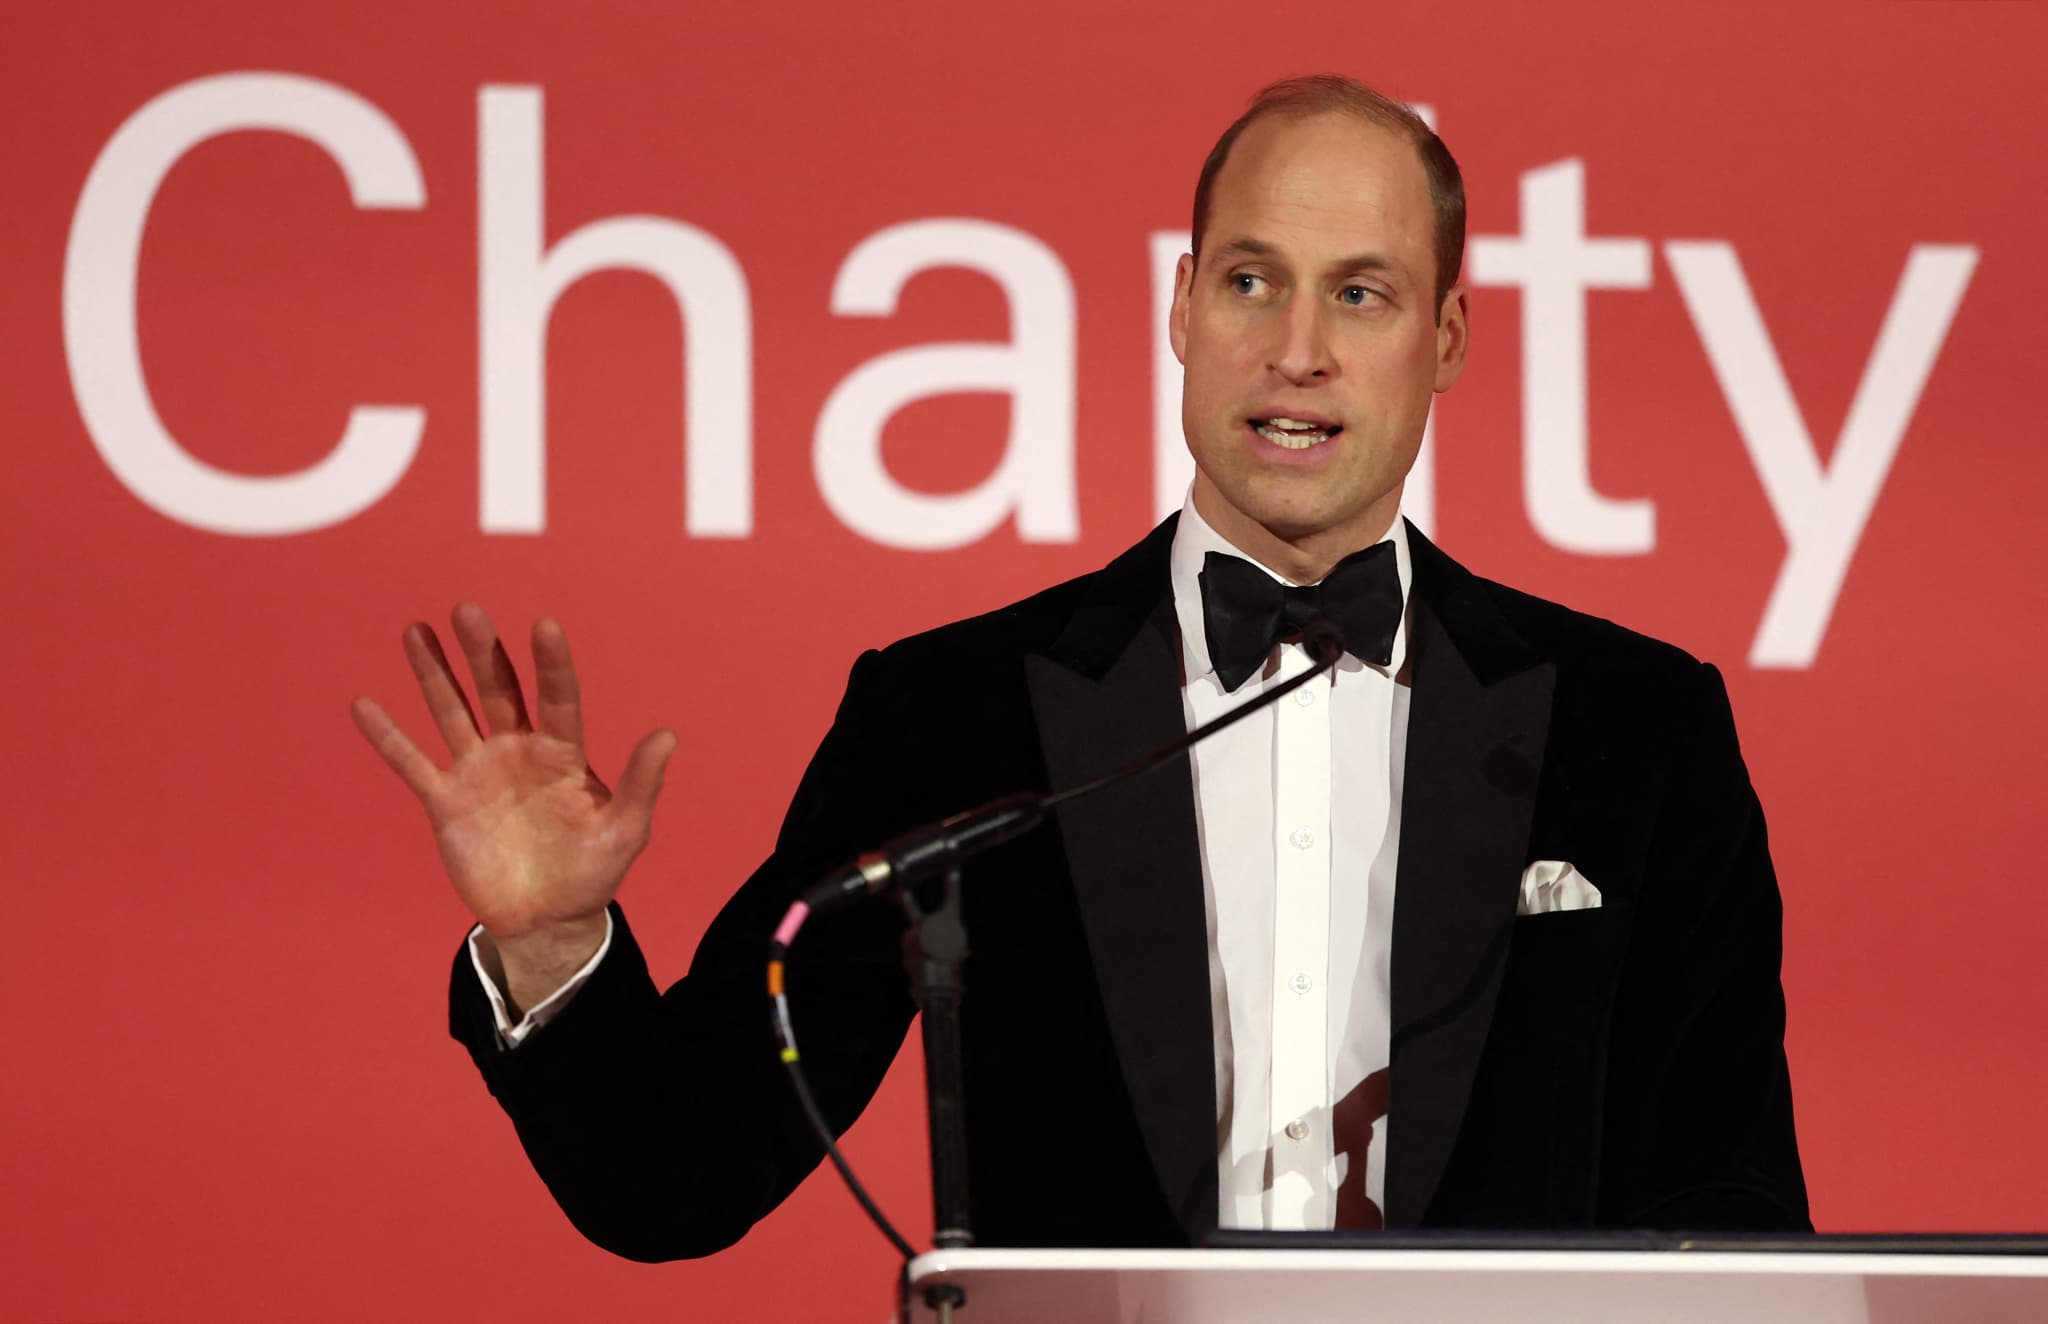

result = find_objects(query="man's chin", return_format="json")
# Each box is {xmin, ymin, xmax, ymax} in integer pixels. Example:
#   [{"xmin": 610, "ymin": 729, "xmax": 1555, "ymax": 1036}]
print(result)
[
  {"xmin": 1240, "ymin": 485, "xmax": 1369, "ymax": 539},
  {"xmin": 1244, "ymin": 492, "xmax": 1404, "ymax": 553},
  {"xmin": 1193, "ymin": 469, "xmax": 1401, "ymax": 548}
]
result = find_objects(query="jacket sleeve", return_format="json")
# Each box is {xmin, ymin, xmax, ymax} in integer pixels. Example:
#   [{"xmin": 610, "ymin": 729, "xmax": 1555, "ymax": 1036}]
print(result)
[
  {"xmin": 1599, "ymin": 661, "xmax": 1812, "ymax": 1230},
  {"xmin": 447, "ymin": 648, "xmax": 920, "ymax": 1261}
]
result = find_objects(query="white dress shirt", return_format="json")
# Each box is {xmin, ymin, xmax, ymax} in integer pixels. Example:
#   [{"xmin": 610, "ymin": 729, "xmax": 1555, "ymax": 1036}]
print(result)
[
  {"xmin": 1170, "ymin": 498, "xmax": 1412, "ymax": 1231},
  {"xmin": 476, "ymin": 499, "xmax": 1414, "ymax": 1230}
]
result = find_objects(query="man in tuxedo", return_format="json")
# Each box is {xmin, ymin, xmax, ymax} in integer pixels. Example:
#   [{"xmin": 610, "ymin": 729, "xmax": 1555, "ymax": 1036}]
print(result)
[{"xmin": 352, "ymin": 75, "xmax": 1808, "ymax": 1258}]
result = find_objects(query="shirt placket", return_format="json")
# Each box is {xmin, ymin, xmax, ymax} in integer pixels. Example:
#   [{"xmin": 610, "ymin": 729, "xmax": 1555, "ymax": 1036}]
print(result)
[{"xmin": 1265, "ymin": 645, "xmax": 1334, "ymax": 1229}]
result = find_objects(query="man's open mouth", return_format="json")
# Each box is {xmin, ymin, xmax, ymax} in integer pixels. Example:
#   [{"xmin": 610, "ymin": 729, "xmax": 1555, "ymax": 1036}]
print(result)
[{"xmin": 1252, "ymin": 417, "xmax": 1342, "ymax": 450}]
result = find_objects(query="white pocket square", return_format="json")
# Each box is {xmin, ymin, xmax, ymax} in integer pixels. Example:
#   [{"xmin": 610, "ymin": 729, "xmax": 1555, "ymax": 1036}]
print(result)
[{"xmin": 1517, "ymin": 860, "xmax": 1602, "ymax": 916}]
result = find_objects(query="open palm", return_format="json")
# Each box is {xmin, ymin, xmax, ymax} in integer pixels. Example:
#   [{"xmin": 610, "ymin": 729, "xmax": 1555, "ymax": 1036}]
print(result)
[{"xmin": 350, "ymin": 603, "xmax": 676, "ymax": 943}]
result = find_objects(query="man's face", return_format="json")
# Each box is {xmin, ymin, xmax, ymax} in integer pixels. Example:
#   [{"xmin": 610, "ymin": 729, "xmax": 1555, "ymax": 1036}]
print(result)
[{"xmin": 1170, "ymin": 111, "xmax": 1468, "ymax": 569}]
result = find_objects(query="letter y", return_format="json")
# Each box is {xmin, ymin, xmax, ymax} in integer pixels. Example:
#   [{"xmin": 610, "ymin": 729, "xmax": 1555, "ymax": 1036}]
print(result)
[{"xmin": 1666, "ymin": 242, "xmax": 1977, "ymax": 668}]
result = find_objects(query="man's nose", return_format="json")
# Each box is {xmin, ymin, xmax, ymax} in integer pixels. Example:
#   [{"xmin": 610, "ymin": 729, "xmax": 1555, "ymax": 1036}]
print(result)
[{"xmin": 1268, "ymin": 295, "xmax": 1338, "ymax": 384}]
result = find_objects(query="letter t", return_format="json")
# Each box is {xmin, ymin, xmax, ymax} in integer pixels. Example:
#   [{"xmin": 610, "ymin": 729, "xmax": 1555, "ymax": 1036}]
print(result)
[{"xmin": 1470, "ymin": 159, "xmax": 1653, "ymax": 554}]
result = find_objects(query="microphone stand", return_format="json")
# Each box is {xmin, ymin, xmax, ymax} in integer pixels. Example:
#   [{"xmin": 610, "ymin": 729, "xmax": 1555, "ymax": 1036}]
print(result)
[{"xmin": 898, "ymin": 866, "xmax": 973, "ymax": 1254}]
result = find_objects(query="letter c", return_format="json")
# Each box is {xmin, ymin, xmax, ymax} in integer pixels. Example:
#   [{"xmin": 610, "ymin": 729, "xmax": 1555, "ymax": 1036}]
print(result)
[{"xmin": 63, "ymin": 73, "xmax": 425, "ymax": 535}]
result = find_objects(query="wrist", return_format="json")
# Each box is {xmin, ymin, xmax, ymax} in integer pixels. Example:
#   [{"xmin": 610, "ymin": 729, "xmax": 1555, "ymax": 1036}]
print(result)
[
  {"xmin": 488, "ymin": 910, "xmax": 609, "ymax": 962},
  {"xmin": 484, "ymin": 912, "xmax": 610, "ymax": 1017}
]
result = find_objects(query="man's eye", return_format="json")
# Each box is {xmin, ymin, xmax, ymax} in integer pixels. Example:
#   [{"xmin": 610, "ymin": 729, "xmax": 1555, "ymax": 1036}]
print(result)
[
  {"xmin": 1231, "ymin": 273, "xmax": 1263, "ymax": 295},
  {"xmin": 1339, "ymin": 285, "xmax": 1376, "ymax": 306}
]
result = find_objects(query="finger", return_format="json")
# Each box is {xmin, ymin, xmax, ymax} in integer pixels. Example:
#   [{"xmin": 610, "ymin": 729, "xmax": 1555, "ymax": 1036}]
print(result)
[
  {"xmin": 348, "ymin": 695, "xmax": 443, "ymax": 801},
  {"xmin": 530, "ymin": 617, "xmax": 585, "ymax": 750},
  {"xmin": 401, "ymin": 623, "xmax": 484, "ymax": 756},
  {"xmin": 450, "ymin": 602, "xmax": 532, "ymax": 737},
  {"xmin": 609, "ymin": 728, "xmax": 679, "ymax": 825}
]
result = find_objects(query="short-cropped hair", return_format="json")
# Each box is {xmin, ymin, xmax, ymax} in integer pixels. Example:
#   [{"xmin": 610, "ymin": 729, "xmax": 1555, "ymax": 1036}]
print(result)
[{"xmin": 1191, "ymin": 74, "xmax": 1466, "ymax": 312}]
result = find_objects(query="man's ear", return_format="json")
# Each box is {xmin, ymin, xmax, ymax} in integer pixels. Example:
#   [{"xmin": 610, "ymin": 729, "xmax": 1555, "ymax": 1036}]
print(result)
[
  {"xmin": 1433, "ymin": 282, "xmax": 1469, "ymax": 392},
  {"xmin": 1168, "ymin": 251, "xmax": 1195, "ymax": 366}
]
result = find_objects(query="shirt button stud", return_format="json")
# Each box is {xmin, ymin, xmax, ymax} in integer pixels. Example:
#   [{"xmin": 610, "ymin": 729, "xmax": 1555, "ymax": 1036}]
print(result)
[
  {"xmin": 1290, "ymin": 827, "xmax": 1315, "ymax": 851},
  {"xmin": 1285, "ymin": 1119, "xmax": 1310, "ymax": 1141},
  {"xmin": 1294, "ymin": 687, "xmax": 1316, "ymax": 707},
  {"xmin": 1289, "ymin": 972, "xmax": 1313, "ymax": 994}
]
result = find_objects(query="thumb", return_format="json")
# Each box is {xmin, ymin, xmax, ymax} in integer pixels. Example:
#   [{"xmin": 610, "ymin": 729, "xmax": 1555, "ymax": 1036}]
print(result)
[{"xmin": 612, "ymin": 728, "xmax": 680, "ymax": 820}]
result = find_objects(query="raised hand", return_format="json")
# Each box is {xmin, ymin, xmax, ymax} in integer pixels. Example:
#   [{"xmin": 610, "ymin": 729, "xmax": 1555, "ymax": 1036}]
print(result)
[{"xmin": 350, "ymin": 604, "xmax": 676, "ymax": 1007}]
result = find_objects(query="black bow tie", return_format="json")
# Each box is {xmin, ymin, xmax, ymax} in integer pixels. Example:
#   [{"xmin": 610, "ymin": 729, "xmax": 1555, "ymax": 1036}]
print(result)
[{"xmin": 1198, "ymin": 542, "xmax": 1403, "ymax": 693}]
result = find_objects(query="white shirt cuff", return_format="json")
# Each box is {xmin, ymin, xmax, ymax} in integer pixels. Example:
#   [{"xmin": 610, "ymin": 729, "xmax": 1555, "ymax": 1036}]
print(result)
[{"xmin": 467, "ymin": 912, "xmax": 615, "ymax": 1048}]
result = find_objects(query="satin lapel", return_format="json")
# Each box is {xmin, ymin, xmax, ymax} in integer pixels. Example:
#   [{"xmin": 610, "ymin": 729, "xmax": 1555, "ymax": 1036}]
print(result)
[
  {"xmin": 1384, "ymin": 525, "xmax": 1556, "ymax": 1228},
  {"xmin": 1025, "ymin": 522, "xmax": 1219, "ymax": 1244}
]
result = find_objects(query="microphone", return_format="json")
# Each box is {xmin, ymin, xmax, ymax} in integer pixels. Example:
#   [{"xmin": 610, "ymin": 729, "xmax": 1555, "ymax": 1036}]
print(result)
[
  {"xmin": 1301, "ymin": 616, "xmax": 1346, "ymax": 669},
  {"xmin": 802, "ymin": 793, "xmax": 1043, "ymax": 914},
  {"xmin": 800, "ymin": 616, "xmax": 1350, "ymax": 913},
  {"xmin": 772, "ymin": 614, "xmax": 1354, "ymax": 1266}
]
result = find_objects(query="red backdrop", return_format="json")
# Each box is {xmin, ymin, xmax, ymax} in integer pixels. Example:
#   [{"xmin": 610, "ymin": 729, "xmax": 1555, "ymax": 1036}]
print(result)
[{"xmin": 6, "ymin": 1, "xmax": 2045, "ymax": 1319}]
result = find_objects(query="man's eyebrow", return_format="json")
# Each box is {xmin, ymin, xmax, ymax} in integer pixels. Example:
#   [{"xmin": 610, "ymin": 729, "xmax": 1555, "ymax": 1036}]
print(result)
[
  {"xmin": 1211, "ymin": 236, "xmax": 1280, "ymax": 262},
  {"xmin": 1209, "ymin": 237, "xmax": 1412, "ymax": 281}
]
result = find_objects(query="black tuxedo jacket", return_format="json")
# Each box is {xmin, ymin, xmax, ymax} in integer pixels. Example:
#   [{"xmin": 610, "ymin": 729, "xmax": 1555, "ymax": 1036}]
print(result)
[{"xmin": 450, "ymin": 518, "xmax": 1809, "ymax": 1260}]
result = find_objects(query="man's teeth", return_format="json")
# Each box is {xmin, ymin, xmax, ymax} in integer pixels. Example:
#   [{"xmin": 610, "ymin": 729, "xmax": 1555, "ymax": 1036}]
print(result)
[{"xmin": 1257, "ymin": 418, "xmax": 1335, "ymax": 449}]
